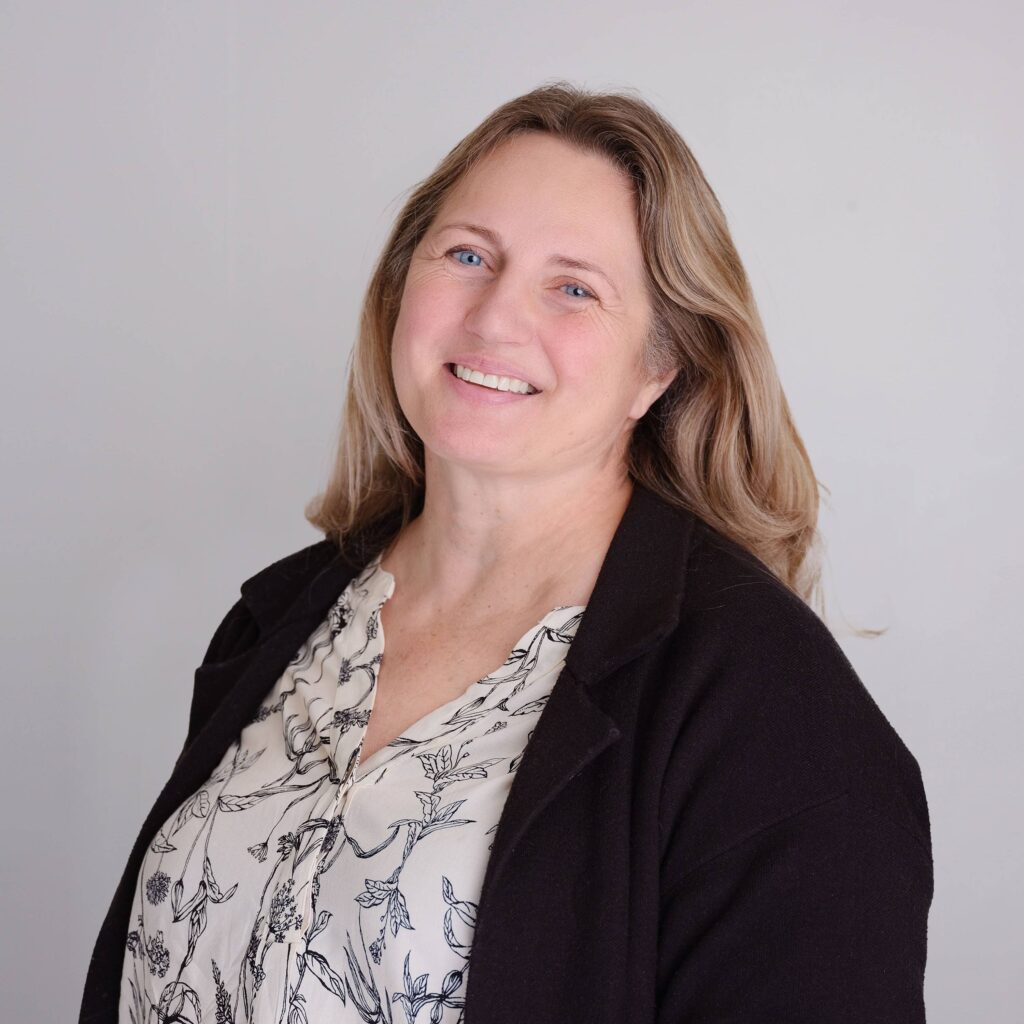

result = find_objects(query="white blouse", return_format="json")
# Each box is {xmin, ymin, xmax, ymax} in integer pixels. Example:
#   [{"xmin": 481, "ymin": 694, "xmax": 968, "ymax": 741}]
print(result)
[{"xmin": 119, "ymin": 550, "xmax": 585, "ymax": 1024}]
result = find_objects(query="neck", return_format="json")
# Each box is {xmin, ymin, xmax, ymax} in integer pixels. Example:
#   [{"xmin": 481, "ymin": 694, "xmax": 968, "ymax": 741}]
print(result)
[{"xmin": 379, "ymin": 469, "xmax": 634, "ymax": 619}]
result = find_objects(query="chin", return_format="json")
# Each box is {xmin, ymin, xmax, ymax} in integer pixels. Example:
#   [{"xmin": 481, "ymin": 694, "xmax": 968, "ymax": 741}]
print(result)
[{"xmin": 426, "ymin": 433, "xmax": 537, "ymax": 468}]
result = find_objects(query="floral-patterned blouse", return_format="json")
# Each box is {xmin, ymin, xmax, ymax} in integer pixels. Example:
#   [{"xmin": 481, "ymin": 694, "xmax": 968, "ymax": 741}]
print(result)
[{"xmin": 119, "ymin": 549, "xmax": 586, "ymax": 1024}]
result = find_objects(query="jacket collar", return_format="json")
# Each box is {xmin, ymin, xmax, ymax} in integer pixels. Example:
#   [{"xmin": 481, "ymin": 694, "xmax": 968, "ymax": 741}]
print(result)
[
  {"xmin": 236, "ymin": 480, "xmax": 696, "ymax": 688},
  {"xmin": 563, "ymin": 481, "xmax": 694, "ymax": 685}
]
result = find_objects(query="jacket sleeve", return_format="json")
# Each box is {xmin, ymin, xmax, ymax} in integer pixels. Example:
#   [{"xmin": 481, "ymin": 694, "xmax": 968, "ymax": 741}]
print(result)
[{"xmin": 655, "ymin": 766, "xmax": 934, "ymax": 1022}]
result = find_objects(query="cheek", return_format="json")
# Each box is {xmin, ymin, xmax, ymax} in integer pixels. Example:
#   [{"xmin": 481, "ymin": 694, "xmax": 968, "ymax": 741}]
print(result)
[
  {"xmin": 550, "ymin": 333, "xmax": 630, "ymax": 403},
  {"xmin": 394, "ymin": 277, "xmax": 463, "ymax": 355}
]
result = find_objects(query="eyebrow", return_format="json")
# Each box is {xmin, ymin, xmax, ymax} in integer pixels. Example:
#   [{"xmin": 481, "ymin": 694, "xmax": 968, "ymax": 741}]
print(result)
[{"xmin": 433, "ymin": 221, "xmax": 621, "ymax": 298}]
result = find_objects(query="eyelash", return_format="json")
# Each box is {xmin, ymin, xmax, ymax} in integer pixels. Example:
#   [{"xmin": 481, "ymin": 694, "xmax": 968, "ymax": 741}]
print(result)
[{"xmin": 445, "ymin": 246, "xmax": 597, "ymax": 302}]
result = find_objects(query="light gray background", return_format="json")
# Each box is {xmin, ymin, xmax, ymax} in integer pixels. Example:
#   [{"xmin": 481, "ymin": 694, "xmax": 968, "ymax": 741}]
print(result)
[{"xmin": 2, "ymin": 2, "xmax": 1019, "ymax": 1019}]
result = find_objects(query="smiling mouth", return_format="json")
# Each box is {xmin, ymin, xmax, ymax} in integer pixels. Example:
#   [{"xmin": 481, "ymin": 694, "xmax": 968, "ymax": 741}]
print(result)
[{"xmin": 445, "ymin": 363, "xmax": 540, "ymax": 395}]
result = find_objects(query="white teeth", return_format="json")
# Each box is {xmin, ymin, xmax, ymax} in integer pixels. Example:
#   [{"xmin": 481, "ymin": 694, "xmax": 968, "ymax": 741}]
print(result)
[{"xmin": 452, "ymin": 363, "xmax": 538, "ymax": 394}]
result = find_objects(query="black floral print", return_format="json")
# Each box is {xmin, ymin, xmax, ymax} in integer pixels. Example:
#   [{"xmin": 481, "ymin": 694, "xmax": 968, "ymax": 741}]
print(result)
[
  {"xmin": 212, "ymin": 958, "xmax": 235, "ymax": 1023},
  {"xmin": 267, "ymin": 878, "xmax": 304, "ymax": 943},
  {"xmin": 145, "ymin": 869, "xmax": 171, "ymax": 905},
  {"xmin": 125, "ymin": 919, "xmax": 142, "ymax": 958},
  {"xmin": 119, "ymin": 551, "xmax": 584, "ymax": 1023},
  {"xmin": 145, "ymin": 930, "xmax": 170, "ymax": 978}
]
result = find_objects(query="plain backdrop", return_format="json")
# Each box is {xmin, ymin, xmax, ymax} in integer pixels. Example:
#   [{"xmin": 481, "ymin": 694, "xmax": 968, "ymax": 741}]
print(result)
[{"xmin": 2, "ymin": 1, "xmax": 1020, "ymax": 1020}]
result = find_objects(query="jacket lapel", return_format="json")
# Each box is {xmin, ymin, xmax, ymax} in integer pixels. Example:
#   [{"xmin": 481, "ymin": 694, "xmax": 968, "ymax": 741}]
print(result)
[{"xmin": 473, "ymin": 482, "xmax": 695, "ymax": 908}]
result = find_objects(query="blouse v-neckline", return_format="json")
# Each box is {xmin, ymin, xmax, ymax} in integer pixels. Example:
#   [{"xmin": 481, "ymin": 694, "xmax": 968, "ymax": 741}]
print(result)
[{"xmin": 344, "ymin": 550, "xmax": 586, "ymax": 782}]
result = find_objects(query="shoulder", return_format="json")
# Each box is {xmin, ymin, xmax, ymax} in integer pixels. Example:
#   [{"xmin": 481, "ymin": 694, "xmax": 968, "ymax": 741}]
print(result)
[
  {"xmin": 202, "ymin": 536, "xmax": 341, "ymax": 665},
  {"xmin": 240, "ymin": 536, "xmax": 340, "ymax": 597},
  {"xmin": 237, "ymin": 536, "xmax": 342, "ymax": 624},
  {"xmin": 682, "ymin": 517, "xmax": 834, "ymax": 648},
  {"xmin": 677, "ymin": 517, "xmax": 893, "ymax": 765},
  {"xmin": 655, "ymin": 517, "xmax": 931, "ymax": 864},
  {"xmin": 179, "ymin": 537, "xmax": 343, "ymax": 755}
]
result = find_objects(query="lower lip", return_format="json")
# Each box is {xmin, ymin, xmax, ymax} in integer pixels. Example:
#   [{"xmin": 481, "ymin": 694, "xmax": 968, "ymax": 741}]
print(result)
[{"xmin": 443, "ymin": 364, "xmax": 540, "ymax": 405}]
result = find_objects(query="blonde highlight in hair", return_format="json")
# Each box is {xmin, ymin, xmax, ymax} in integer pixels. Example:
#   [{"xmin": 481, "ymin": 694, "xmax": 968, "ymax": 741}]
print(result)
[{"xmin": 305, "ymin": 80, "xmax": 862, "ymax": 631}]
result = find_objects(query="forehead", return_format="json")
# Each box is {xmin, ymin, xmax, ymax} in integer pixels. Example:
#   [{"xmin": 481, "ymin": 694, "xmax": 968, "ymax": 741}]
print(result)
[{"xmin": 431, "ymin": 134, "xmax": 645, "ymax": 283}]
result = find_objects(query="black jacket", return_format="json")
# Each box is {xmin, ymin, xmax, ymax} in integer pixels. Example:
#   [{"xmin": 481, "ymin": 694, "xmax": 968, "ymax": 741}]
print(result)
[{"xmin": 80, "ymin": 482, "xmax": 934, "ymax": 1022}]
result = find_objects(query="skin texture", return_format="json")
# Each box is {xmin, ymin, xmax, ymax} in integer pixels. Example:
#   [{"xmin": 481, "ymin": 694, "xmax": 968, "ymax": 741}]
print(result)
[{"xmin": 384, "ymin": 131, "xmax": 678, "ymax": 625}]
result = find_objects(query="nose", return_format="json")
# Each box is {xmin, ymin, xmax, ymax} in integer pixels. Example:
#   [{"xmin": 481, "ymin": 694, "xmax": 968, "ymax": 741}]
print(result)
[{"xmin": 461, "ymin": 268, "xmax": 535, "ymax": 347}]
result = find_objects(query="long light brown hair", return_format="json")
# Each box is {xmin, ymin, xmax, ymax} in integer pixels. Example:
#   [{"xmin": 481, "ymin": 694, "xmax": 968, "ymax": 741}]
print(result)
[{"xmin": 306, "ymin": 80, "xmax": 858, "ymax": 629}]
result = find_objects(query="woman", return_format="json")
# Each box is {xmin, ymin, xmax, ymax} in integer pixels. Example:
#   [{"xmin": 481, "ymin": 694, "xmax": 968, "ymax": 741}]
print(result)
[{"xmin": 80, "ymin": 83, "xmax": 933, "ymax": 1023}]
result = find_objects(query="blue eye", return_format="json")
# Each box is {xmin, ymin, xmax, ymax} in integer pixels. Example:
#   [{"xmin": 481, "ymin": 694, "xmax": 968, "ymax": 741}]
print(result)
[
  {"xmin": 450, "ymin": 248, "xmax": 483, "ymax": 267},
  {"xmin": 445, "ymin": 246, "xmax": 596, "ymax": 301},
  {"xmin": 562, "ymin": 282, "xmax": 594, "ymax": 300}
]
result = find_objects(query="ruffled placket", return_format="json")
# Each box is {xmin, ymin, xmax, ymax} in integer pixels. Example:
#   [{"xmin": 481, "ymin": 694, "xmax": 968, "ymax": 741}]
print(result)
[{"xmin": 271, "ymin": 554, "xmax": 396, "ymax": 948}]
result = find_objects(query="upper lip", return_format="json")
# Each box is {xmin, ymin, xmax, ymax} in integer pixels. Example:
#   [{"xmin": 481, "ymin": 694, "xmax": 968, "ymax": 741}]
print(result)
[{"xmin": 447, "ymin": 356, "xmax": 542, "ymax": 391}]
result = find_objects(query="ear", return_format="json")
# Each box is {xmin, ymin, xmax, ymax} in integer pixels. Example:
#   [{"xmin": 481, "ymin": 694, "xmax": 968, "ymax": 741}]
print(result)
[{"xmin": 629, "ymin": 366, "xmax": 679, "ymax": 421}]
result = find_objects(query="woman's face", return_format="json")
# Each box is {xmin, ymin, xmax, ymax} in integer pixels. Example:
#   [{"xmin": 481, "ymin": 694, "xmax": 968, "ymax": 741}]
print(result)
[{"xmin": 391, "ymin": 132, "xmax": 676, "ymax": 482}]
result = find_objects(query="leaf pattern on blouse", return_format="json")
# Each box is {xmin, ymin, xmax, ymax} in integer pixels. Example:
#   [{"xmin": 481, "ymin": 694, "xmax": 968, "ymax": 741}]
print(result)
[{"xmin": 120, "ymin": 551, "xmax": 585, "ymax": 1024}]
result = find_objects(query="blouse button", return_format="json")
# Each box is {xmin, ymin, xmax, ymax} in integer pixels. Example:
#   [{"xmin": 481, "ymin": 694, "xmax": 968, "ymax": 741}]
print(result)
[{"xmin": 333, "ymin": 775, "xmax": 354, "ymax": 813}]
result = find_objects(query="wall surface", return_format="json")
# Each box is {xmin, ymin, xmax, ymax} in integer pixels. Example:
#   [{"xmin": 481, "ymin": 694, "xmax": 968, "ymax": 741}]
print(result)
[{"xmin": 2, "ymin": 1, "xmax": 1019, "ymax": 1019}]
